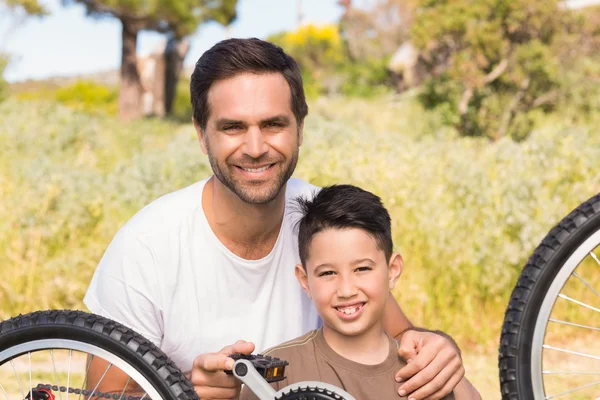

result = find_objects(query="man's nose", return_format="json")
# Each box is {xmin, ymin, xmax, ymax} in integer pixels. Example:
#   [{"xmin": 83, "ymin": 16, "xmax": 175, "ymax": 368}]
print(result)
[{"xmin": 243, "ymin": 125, "xmax": 268, "ymax": 159}]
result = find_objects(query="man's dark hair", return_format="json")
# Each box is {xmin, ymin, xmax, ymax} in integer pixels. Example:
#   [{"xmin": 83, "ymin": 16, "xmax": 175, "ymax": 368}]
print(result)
[
  {"xmin": 295, "ymin": 185, "xmax": 394, "ymax": 267},
  {"xmin": 190, "ymin": 37, "xmax": 308, "ymax": 131}
]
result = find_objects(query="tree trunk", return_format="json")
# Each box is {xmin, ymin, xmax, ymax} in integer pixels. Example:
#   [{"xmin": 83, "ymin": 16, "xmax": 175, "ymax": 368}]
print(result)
[
  {"xmin": 164, "ymin": 37, "xmax": 190, "ymax": 115},
  {"xmin": 119, "ymin": 19, "xmax": 143, "ymax": 120}
]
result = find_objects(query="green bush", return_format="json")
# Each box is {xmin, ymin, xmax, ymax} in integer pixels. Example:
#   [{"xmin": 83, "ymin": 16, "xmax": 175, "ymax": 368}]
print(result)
[
  {"xmin": 1, "ymin": 96, "xmax": 599, "ymax": 348},
  {"xmin": 268, "ymin": 24, "xmax": 392, "ymax": 98},
  {"xmin": 54, "ymin": 80, "xmax": 118, "ymax": 115}
]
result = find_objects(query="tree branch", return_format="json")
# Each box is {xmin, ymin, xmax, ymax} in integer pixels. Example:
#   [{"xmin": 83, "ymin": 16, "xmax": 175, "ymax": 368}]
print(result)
[{"xmin": 497, "ymin": 77, "xmax": 531, "ymax": 140}]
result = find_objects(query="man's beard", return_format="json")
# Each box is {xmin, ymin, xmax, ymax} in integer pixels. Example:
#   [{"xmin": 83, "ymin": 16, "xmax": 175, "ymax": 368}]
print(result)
[{"xmin": 206, "ymin": 144, "xmax": 299, "ymax": 204}]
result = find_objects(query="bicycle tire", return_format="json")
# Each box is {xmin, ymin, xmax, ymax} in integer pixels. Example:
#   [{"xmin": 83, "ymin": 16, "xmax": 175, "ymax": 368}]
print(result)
[
  {"xmin": 0, "ymin": 309, "xmax": 199, "ymax": 400},
  {"xmin": 499, "ymin": 193, "xmax": 600, "ymax": 399},
  {"xmin": 275, "ymin": 382, "xmax": 355, "ymax": 400}
]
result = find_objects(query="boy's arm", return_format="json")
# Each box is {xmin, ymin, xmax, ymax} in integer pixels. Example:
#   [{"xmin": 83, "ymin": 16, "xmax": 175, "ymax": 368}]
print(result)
[{"xmin": 383, "ymin": 295, "xmax": 471, "ymax": 400}]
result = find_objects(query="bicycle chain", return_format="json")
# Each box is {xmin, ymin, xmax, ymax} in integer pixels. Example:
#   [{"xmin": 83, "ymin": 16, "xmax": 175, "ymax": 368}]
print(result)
[{"xmin": 34, "ymin": 383, "xmax": 148, "ymax": 400}]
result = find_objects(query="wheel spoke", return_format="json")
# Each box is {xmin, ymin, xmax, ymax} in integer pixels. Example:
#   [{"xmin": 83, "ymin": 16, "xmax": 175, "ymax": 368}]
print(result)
[
  {"xmin": 118, "ymin": 377, "xmax": 131, "ymax": 400},
  {"xmin": 88, "ymin": 362, "xmax": 113, "ymax": 399},
  {"xmin": 0, "ymin": 382, "xmax": 12, "ymax": 400},
  {"xmin": 558, "ymin": 293, "xmax": 600, "ymax": 314},
  {"xmin": 543, "ymin": 344, "xmax": 600, "ymax": 361},
  {"xmin": 10, "ymin": 360, "xmax": 25, "ymax": 399},
  {"xmin": 28, "ymin": 353, "xmax": 33, "ymax": 400},
  {"xmin": 590, "ymin": 250, "xmax": 600, "ymax": 266},
  {"xmin": 50, "ymin": 350, "xmax": 63, "ymax": 400},
  {"xmin": 545, "ymin": 378, "xmax": 600, "ymax": 399},
  {"xmin": 572, "ymin": 270, "xmax": 600, "ymax": 299},
  {"xmin": 549, "ymin": 318, "xmax": 600, "ymax": 331},
  {"xmin": 79, "ymin": 355, "xmax": 94, "ymax": 400},
  {"xmin": 67, "ymin": 349, "xmax": 72, "ymax": 400}
]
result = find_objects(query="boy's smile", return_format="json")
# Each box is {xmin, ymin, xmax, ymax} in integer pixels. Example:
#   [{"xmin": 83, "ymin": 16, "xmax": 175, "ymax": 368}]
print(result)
[{"xmin": 296, "ymin": 228, "xmax": 402, "ymax": 340}]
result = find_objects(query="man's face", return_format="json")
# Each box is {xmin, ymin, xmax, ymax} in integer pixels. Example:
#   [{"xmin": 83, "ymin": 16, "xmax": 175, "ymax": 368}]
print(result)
[
  {"xmin": 296, "ymin": 228, "xmax": 402, "ymax": 338},
  {"xmin": 196, "ymin": 72, "xmax": 303, "ymax": 204}
]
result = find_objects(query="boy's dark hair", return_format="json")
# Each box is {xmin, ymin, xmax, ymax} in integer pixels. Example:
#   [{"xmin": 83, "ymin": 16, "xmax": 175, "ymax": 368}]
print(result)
[
  {"xmin": 190, "ymin": 38, "xmax": 309, "ymax": 131},
  {"xmin": 295, "ymin": 185, "xmax": 394, "ymax": 267}
]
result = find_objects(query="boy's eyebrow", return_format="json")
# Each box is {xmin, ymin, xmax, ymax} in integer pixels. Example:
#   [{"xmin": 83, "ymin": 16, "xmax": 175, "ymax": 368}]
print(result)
[
  {"xmin": 351, "ymin": 258, "xmax": 376, "ymax": 265},
  {"xmin": 313, "ymin": 264, "xmax": 333, "ymax": 274}
]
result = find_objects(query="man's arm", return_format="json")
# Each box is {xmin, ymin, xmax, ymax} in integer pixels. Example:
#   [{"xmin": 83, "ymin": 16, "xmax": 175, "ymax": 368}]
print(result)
[{"xmin": 382, "ymin": 294, "xmax": 476, "ymax": 400}]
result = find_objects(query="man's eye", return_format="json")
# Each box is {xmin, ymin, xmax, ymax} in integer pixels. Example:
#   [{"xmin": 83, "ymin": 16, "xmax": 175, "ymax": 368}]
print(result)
[
  {"xmin": 223, "ymin": 125, "xmax": 242, "ymax": 131},
  {"xmin": 265, "ymin": 122, "xmax": 283, "ymax": 129}
]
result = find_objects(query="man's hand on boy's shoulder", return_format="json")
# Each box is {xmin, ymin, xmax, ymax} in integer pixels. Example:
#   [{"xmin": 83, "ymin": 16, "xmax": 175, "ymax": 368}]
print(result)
[{"xmin": 394, "ymin": 328, "xmax": 464, "ymax": 400}]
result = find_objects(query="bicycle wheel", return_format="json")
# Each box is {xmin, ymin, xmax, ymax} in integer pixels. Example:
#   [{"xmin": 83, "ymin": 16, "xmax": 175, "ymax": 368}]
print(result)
[
  {"xmin": 0, "ymin": 310, "xmax": 198, "ymax": 400},
  {"xmin": 275, "ymin": 382, "xmax": 355, "ymax": 400},
  {"xmin": 499, "ymin": 193, "xmax": 600, "ymax": 399}
]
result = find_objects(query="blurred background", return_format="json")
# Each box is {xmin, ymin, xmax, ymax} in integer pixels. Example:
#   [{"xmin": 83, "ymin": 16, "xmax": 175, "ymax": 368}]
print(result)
[{"xmin": 2, "ymin": 0, "xmax": 600, "ymax": 397}]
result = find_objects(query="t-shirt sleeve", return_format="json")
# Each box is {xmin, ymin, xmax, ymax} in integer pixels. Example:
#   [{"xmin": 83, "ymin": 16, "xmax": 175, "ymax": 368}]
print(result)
[{"xmin": 83, "ymin": 228, "xmax": 163, "ymax": 346}]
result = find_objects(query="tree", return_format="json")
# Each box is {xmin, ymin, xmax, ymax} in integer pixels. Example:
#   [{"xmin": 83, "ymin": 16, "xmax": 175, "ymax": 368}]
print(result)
[
  {"xmin": 411, "ymin": 0, "xmax": 569, "ymax": 140},
  {"xmin": 68, "ymin": 0, "xmax": 237, "ymax": 120}
]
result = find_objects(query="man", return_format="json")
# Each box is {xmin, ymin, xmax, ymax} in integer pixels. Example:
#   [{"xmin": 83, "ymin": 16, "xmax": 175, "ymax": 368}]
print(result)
[{"xmin": 84, "ymin": 38, "xmax": 467, "ymax": 400}]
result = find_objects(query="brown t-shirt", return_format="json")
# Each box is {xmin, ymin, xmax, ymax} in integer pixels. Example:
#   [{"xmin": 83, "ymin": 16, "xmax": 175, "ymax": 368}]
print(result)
[{"xmin": 239, "ymin": 328, "xmax": 455, "ymax": 400}]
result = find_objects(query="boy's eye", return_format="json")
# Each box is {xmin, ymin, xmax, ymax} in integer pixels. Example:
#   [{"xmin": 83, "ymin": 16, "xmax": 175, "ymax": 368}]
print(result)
[
  {"xmin": 356, "ymin": 267, "xmax": 372, "ymax": 272},
  {"xmin": 318, "ymin": 271, "xmax": 335, "ymax": 277}
]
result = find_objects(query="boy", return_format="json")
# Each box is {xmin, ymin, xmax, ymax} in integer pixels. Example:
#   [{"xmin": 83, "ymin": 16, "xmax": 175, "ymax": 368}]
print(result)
[{"xmin": 240, "ymin": 185, "xmax": 480, "ymax": 400}]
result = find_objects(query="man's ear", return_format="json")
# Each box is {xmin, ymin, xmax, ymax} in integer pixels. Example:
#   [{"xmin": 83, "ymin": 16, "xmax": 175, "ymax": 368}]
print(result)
[
  {"xmin": 193, "ymin": 117, "xmax": 208, "ymax": 155},
  {"xmin": 388, "ymin": 253, "xmax": 403, "ymax": 290},
  {"xmin": 295, "ymin": 264, "xmax": 311, "ymax": 298}
]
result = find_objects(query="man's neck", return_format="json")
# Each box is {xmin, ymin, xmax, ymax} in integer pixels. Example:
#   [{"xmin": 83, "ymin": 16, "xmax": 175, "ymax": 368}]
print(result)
[
  {"xmin": 322, "ymin": 323, "xmax": 389, "ymax": 365},
  {"xmin": 202, "ymin": 177, "xmax": 287, "ymax": 260}
]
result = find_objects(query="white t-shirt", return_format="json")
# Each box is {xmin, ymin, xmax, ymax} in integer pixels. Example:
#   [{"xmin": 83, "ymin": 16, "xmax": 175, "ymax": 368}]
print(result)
[{"xmin": 84, "ymin": 177, "xmax": 321, "ymax": 372}]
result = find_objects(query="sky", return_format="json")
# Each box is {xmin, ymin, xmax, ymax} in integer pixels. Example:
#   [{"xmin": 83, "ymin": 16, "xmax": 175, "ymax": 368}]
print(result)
[{"xmin": 1, "ymin": 0, "xmax": 354, "ymax": 82}]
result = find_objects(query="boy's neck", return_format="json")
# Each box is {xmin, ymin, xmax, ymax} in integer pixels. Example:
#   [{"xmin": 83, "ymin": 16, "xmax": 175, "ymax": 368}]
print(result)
[{"xmin": 322, "ymin": 323, "xmax": 389, "ymax": 365}]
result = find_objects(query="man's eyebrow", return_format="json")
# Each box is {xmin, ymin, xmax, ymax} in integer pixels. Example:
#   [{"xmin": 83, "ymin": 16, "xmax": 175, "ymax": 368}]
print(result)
[
  {"xmin": 215, "ymin": 118, "xmax": 245, "ymax": 127},
  {"xmin": 261, "ymin": 115, "xmax": 291, "ymax": 124}
]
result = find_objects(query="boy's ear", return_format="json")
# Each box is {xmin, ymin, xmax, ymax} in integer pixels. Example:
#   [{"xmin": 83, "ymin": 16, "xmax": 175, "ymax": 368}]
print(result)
[
  {"xmin": 193, "ymin": 117, "xmax": 208, "ymax": 155},
  {"xmin": 295, "ymin": 264, "xmax": 311, "ymax": 299},
  {"xmin": 388, "ymin": 253, "xmax": 403, "ymax": 290}
]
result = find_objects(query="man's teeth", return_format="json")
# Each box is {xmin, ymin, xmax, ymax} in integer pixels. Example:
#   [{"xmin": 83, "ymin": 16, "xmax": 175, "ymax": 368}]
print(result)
[{"xmin": 242, "ymin": 165, "xmax": 270, "ymax": 172}]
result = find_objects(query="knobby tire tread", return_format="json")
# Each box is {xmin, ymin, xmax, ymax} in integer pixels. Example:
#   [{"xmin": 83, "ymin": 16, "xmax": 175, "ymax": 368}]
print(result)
[
  {"xmin": 498, "ymin": 193, "xmax": 600, "ymax": 399},
  {"xmin": 0, "ymin": 310, "xmax": 198, "ymax": 400}
]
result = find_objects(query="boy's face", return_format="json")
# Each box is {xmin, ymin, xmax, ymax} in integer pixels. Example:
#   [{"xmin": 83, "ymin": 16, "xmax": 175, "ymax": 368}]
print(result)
[{"xmin": 295, "ymin": 228, "xmax": 402, "ymax": 338}]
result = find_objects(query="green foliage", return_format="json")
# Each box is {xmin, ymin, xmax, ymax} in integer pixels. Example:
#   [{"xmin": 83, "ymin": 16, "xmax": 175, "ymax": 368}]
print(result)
[
  {"xmin": 412, "ymin": 0, "xmax": 567, "ymax": 141},
  {"xmin": 3, "ymin": 0, "xmax": 48, "ymax": 15},
  {"xmin": 170, "ymin": 76, "xmax": 193, "ymax": 122},
  {"xmin": 72, "ymin": 0, "xmax": 237, "ymax": 37},
  {"xmin": 2, "ymin": 96, "xmax": 600, "ymax": 348},
  {"xmin": 268, "ymin": 24, "xmax": 391, "ymax": 98},
  {"xmin": 16, "ymin": 80, "xmax": 118, "ymax": 115},
  {"xmin": 54, "ymin": 80, "xmax": 118, "ymax": 115}
]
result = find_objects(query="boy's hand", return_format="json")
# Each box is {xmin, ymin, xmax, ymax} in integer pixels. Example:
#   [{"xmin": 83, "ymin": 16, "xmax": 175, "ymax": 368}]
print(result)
[
  {"xmin": 189, "ymin": 340, "xmax": 255, "ymax": 399},
  {"xmin": 395, "ymin": 329, "xmax": 464, "ymax": 400}
]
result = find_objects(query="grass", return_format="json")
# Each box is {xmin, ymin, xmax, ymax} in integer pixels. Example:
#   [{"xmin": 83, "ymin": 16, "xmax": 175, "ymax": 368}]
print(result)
[{"xmin": 1, "ymin": 92, "xmax": 600, "ymax": 398}]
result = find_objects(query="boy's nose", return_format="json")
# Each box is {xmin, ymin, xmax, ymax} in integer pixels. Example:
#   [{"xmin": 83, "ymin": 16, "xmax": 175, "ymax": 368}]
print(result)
[{"xmin": 337, "ymin": 277, "xmax": 358, "ymax": 298}]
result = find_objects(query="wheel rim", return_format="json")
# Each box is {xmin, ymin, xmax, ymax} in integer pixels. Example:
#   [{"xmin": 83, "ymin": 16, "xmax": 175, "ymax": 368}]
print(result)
[
  {"xmin": 531, "ymin": 229, "xmax": 600, "ymax": 399},
  {"xmin": 0, "ymin": 339, "xmax": 163, "ymax": 400}
]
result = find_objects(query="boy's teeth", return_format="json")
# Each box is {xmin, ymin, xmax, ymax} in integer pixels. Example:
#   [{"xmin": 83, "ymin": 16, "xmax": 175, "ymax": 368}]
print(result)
[{"xmin": 338, "ymin": 306, "xmax": 359, "ymax": 314}]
